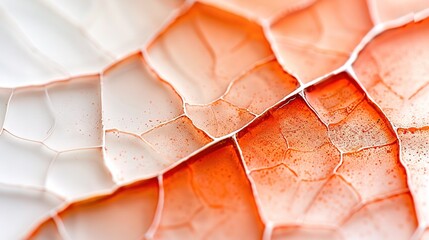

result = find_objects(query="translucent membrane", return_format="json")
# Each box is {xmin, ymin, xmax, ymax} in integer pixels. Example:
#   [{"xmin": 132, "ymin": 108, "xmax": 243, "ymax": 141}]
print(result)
[
  {"xmin": 30, "ymin": 179, "xmax": 159, "ymax": 240},
  {"xmin": 102, "ymin": 53, "xmax": 183, "ymax": 134},
  {"xmin": 0, "ymin": 0, "xmax": 184, "ymax": 87},
  {"xmin": 235, "ymin": 73, "xmax": 417, "ymax": 238},
  {"xmin": 43, "ymin": 0, "xmax": 185, "ymax": 58},
  {"xmin": 269, "ymin": 0, "xmax": 373, "ymax": 83},
  {"xmin": 354, "ymin": 18, "xmax": 429, "ymax": 230},
  {"xmin": 154, "ymin": 142, "xmax": 264, "ymax": 239},
  {"xmin": 237, "ymin": 97, "xmax": 342, "ymax": 224},
  {"xmin": 354, "ymin": 18, "xmax": 429, "ymax": 129},
  {"xmin": 45, "ymin": 148, "xmax": 114, "ymax": 200},
  {"xmin": 0, "ymin": 0, "xmax": 111, "ymax": 76},
  {"xmin": 1, "ymin": 186, "xmax": 62, "ymax": 239},
  {"xmin": 0, "ymin": 76, "xmax": 113, "ymax": 238},
  {"xmin": 147, "ymin": 3, "xmax": 274, "ymax": 104},
  {"xmin": 2, "ymin": 0, "xmax": 429, "ymax": 239}
]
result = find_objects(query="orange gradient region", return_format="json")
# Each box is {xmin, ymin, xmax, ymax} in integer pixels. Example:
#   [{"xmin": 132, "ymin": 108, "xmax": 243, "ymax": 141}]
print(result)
[
  {"xmin": 354, "ymin": 18, "xmax": 429, "ymax": 231},
  {"xmin": 269, "ymin": 0, "xmax": 373, "ymax": 83},
  {"xmin": 28, "ymin": 179, "xmax": 159, "ymax": 240},
  {"xmin": 3, "ymin": 0, "xmax": 429, "ymax": 239},
  {"xmin": 198, "ymin": 0, "xmax": 315, "ymax": 21},
  {"xmin": 367, "ymin": 0, "xmax": 429, "ymax": 23},
  {"xmin": 236, "ymin": 73, "xmax": 418, "ymax": 239},
  {"xmin": 153, "ymin": 142, "xmax": 264, "ymax": 239},
  {"xmin": 147, "ymin": 3, "xmax": 299, "ymax": 138}
]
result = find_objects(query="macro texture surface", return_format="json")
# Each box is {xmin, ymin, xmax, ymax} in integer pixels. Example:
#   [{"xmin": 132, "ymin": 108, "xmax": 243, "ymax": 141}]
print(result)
[{"xmin": 0, "ymin": 0, "xmax": 429, "ymax": 239}]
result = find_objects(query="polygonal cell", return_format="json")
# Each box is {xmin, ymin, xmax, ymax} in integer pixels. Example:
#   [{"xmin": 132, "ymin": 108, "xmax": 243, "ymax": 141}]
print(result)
[
  {"xmin": 305, "ymin": 74, "xmax": 365, "ymax": 125},
  {"xmin": 36, "ymin": 179, "xmax": 159, "ymax": 240},
  {"xmin": 342, "ymin": 193, "xmax": 417, "ymax": 240},
  {"xmin": 0, "ymin": 186, "xmax": 63, "ymax": 239},
  {"xmin": 249, "ymin": 164, "xmax": 327, "ymax": 224},
  {"xmin": 368, "ymin": 0, "xmax": 429, "ymax": 23},
  {"xmin": 0, "ymin": 131, "xmax": 56, "ymax": 188},
  {"xmin": 398, "ymin": 128, "xmax": 429, "ymax": 224},
  {"xmin": 28, "ymin": 219, "xmax": 62, "ymax": 240},
  {"xmin": 237, "ymin": 113, "xmax": 288, "ymax": 171},
  {"xmin": 305, "ymin": 74, "xmax": 396, "ymax": 152},
  {"xmin": 285, "ymin": 143, "xmax": 340, "ymax": 181},
  {"xmin": 45, "ymin": 148, "xmax": 115, "ymax": 200},
  {"xmin": 249, "ymin": 164, "xmax": 298, "ymax": 223},
  {"xmin": 142, "ymin": 116, "xmax": 212, "ymax": 161},
  {"xmin": 272, "ymin": 226, "xmax": 342, "ymax": 240},
  {"xmin": 354, "ymin": 18, "xmax": 429, "ymax": 128},
  {"xmin": 44, "ymin": 76, "xmax": 103, "ymax": 151},
  {"xmin": 102, "ymin": 53, "xmax": 183, "ymax": 134},
  {"xmin": 4, "ymin": 88, "xmax": 55, "ymax": 141},
  {"xmin": 154, "ymin": 142, "xmax": 264, "ymax": 239},
  {"xmin": 239, "ymin": 97, "xmax": 340, "ymax": 174},
  {"xmin": 199, "ymin": 0, "xmax": 315, "ymax": 20},
  {"xmin": 147, "ymin": 3, "xmax": 273, "ymax": 104},
  {"xmin": 329, "ymin": 100, "xmax": 397, "ymax": 152},
  {"xmin": 44, "ymin": 0, "xmax": 185, "ymax": 58},
  {"xmin": 186, "ymin": 99, "xmax": 254, "ymax": 138},
  {"xmin": 272, "ymin": 98, "xmax": 331, "ymax": 152},
  {"xmin": 238, "ymin": 97, "xmax": 341, "ymax": 224},
  {"xmin": 304, "ymin": 175, "xmax": 360, "ymax": 226},
  {"xmin": 224, "ymin": 60, "xmax": 299, "ymax": 115},
  {"xmin": 105, "ymin": 130, "xmax": 170, "ymax": 183},
  {"xmin": 8, "ymin": 1, "xmax": 429, "ymax": 238},
  {"xmin": 0, "ymin": 12, "xmax": 65, "ymax": 87},
  {"xmin": 337, "ymin": 143, "xmax": 408, "ymax": 201},
  {"xmin": 0, "ymin": 0, "xmax": 112, "ymax": 76},
  {"xmin": 269, "ymin": 0, "xmax": 372, "ymax": 82}
]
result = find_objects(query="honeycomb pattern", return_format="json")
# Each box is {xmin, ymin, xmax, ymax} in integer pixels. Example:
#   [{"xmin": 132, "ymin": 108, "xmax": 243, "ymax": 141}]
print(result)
[{"xmin": 0, "ymin": 0, "xmax": 428, "ymax": 239}]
